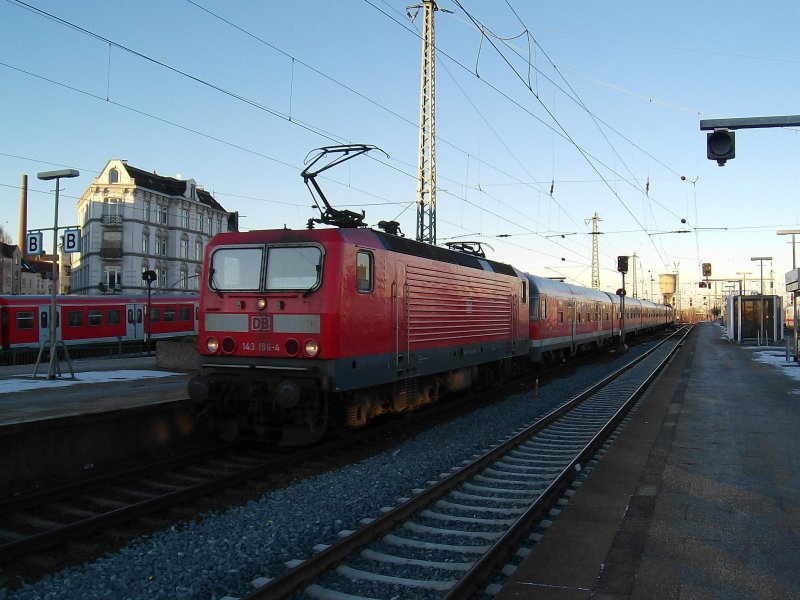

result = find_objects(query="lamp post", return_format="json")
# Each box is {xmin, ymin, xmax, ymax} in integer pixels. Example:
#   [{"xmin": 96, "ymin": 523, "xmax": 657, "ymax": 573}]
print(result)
[
  {"xmin": 736, "ymin": 271, "xmax": 752, "ymax": 296},
  {"xmin": 37, "ymin": 169, "xmax": 79, "ymax": 379},
  {"xmin": 750, "ymin": 256, "xmax": 772, "ymax": 295},
  {"xmin": 751, "ymin": 257, "xmax": 773, "ymax": 345},
  {"xmin": 778, "ymin": 229, "xmax": 800, "ymax": 361}
]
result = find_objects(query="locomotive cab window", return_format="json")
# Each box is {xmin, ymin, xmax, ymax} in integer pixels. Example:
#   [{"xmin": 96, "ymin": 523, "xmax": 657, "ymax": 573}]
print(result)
[
  {"xmin": 356, "ymin": 251, "xmax": 373, "ymax": 293},
  {"xmin": 210, "ymin": 247, "xmax": 264, "ymax": 291},
  {"xmin": 530, "ymin": 295, "xmax": 539, "ymax": 320},
  {"xmin": 266, "ymin": 246, "xmax": 322, "ymax": 291}
]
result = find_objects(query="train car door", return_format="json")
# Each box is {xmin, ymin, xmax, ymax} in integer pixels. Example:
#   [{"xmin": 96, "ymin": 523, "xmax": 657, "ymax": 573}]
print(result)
[
  {"xmin": 393, "ymin": 262, "xmax": 409, "ymax": 374},
  {"xmin": 38, "ymin": 305, "xmax": 62, "ymax": 344},
  {"xmin": 569, "ymin": 299, "xmax": 577, "ymax": 352},
  {"xmin": 126, "ymin": 303, "xmax": 144, "ymax": 340}
]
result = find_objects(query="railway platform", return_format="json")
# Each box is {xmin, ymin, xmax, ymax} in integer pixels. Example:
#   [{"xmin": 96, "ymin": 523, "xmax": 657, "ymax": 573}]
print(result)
[
  {"xmin": 0, "ymin": 355, "xmax": 191, "ymax": 427},
  {"xmin": 496, "ymin": 321, "xmax": 800, "ymax": 599},
  {"xmin": 0, "ymin": 356, "xmax": 201, "ymax": 489}
]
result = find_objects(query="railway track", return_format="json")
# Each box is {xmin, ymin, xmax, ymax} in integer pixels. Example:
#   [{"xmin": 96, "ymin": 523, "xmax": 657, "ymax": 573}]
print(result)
[
  {"xmin": 0, "ymin": 442, "xmax": 303, "ymax": 566},
  {"xmin": 0, "ymin": 367, "xmax": 537, "ymax": 577},
  {"xmin": 237, "ymin": 325, "xmax": 691, "ymax": 599}
]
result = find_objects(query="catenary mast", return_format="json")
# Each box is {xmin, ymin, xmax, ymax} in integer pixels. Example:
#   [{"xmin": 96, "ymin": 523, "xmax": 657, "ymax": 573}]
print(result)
[
  {"xmin": 586, "ymin": 212, "xmax": 602, "ymax": 289},
  {"xmin": 410, "ymin": 1, "xmax": 449, "ymax": 245}
]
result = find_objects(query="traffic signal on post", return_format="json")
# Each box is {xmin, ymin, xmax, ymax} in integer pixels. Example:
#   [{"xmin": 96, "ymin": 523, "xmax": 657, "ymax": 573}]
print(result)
[
  {"xmin": 617, "ymin": 255, "xmax": 629, "ymax": 274},
  {"xmin": 702, "ymin": 262, "xmax": 711, "ymax": 277},
  {"xmin": 707, "ymin": 129, "xmax": 735, "ymax": 166}
]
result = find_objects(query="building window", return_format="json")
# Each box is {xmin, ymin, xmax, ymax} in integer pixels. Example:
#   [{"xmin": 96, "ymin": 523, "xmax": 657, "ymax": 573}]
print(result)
[
  {"xmin": 156, "ymin": 235, "xmax": 167, "ymax": 256},
  {"xmin": 195, "ymin": 239, "xmax": 203, "ymax": 260},
  {"xmin": 142, "ymin": 232, "xmax": 150, "ymax": 254},
  {"xmin": 109, "ymin": 168, "xmax": 119, "ymax": 184},
  {"xmin": 179, "ymin": 265, "xmax": 188, "ymax": 288},
  {"xmin": 181, "ymin": 208, "xmax": 190, "ymax": 228},
  {"xmin": 180, "ymin": 236, "xmax": 189, "ymax": 259},
  {"xmin": 157, "ymin": 267, "xmax": 167, "ymax": 288},
  {"xmin": 103, "ymin": 267, "xmax": 121, "ymax": 291},
  {"xmin": 157, "ymin": 204, "xmax": 168, "ymax": 225},
  {"xmin": 206, "ymin": 216, "xmax": 212, "ymax": 234},
  {"xmin": 144, "ymin": 200, "xmax": 151, "ymax": 222},
  {"xmin": 196, "ymin": 213, "xmax": 203, "ymax": 231}
]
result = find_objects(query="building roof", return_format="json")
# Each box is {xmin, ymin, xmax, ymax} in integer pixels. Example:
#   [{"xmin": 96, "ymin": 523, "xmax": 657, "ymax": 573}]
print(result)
[
  {"xmin": 22, "ymin": 259, "xmax": 53, "ymax": 276},
  {"xmin": 121, "ymin": 163, "xmax": 225, "ymax": 212},
  {"xmin": 1, "ymin": 242, "xmax": 20, "ymax": 259}
]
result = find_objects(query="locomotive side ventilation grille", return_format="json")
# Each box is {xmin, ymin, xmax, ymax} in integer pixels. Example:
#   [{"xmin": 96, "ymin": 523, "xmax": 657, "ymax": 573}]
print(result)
[{"xmin": 405, "ymin": 264, "xmax": 512, "ymax": 344}]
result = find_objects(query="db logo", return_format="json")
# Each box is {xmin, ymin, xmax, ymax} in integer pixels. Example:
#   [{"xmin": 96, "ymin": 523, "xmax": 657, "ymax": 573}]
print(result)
[{"xmin": 251, "ymin": 316, "xmax": 270, "ymax": 331}]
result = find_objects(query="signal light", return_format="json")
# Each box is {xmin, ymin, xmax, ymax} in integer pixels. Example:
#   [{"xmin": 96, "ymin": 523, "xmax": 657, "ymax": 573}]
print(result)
[
  {"xmin": 702, "ymin": 262, "xmax": 712, "ymax": 277},
  {"xmin": 707, "ymin": 129, "xmax": 735, "ymax": 166},
  {"xmin": 617, "ymin": 255, "xmax": 629, "ymax": 273}
]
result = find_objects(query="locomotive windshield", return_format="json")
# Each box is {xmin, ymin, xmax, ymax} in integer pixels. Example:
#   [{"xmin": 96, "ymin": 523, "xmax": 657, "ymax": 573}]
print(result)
[
  {"xmin": 209, "ymin": 245, "xmax": 322, "ymax": 292},
  {"xmin": 265, "ymin": 246, "xmax": 322, "ymax": 290},
  {"xmin": 209, "ymin": 247, "xmax": 263, "ymax": 291}
]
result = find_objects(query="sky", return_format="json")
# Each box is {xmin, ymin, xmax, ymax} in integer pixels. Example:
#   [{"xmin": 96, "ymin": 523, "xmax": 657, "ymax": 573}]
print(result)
[{"xmin": 1, "ymin": 0, "xmax": 799, "ymax": 309}]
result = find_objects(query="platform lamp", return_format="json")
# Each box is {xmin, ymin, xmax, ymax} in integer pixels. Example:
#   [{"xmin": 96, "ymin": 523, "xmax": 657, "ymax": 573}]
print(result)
[
  {"xmin": 142, "ymin": 269, "xmax": 157, "ymax": 352},
  {"xmin": 778, "ymin": 229, "xmax": 800, "ymax": 361},
  {"xmin": 37, "ymin": 169, "xmax": 79, "ymax": 379}
]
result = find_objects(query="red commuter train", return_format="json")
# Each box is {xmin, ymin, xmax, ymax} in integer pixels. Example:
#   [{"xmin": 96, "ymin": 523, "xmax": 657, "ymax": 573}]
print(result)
[
  {"xmin": 0, "ymin": 294, "xmax": 198, "ymax": 356},
  {"xmin": 188, "ymin": 226, "xmax": 673, "ymax": 445}
]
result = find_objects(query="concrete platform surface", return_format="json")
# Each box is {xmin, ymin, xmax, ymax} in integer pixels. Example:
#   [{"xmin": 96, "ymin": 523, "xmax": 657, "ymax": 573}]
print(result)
[
  {"xmin": 496, "ymin": 322, "xmax": 800, "ymax": 599},
  {"xmin": 0, "ymin": 356, "xmax": 191, "ymax": 427}
]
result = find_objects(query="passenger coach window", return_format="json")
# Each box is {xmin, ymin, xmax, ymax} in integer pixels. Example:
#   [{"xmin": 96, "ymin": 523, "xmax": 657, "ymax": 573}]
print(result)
[
  {"xmin": 531, "ymin": 295, "xmax": 539, "ymax": 319},
  {"xmin": 266, "ymin": 246, "xmax": 322, "ymax": 291},
  {"xmin": 179, "ymin": 307, "xmax": 191, "ymax": 321},
  {"xmin": 67, "ymin": 310, "xmax": 83, "ymax": 327},
  {"xmin": 150, "ymin": 308, "xmax": 161, "ymax": 323},
  {"xmin": 88, "ymin": 311, "xmax": 102, "ymax": 326},
  {"xmin": 356, "ymin": 251, "xmax": 373, "ymax": 293},
  {"xmin": 165, "ymin": 308, "xmax": 176, "ymax": 322},
  {"xmin": 108, "ymin": 309, "xmax": 121, "ymax": 325},
  {"xmin": 16, "ymin": 312, "xmax": 34, "ymax": 330}
]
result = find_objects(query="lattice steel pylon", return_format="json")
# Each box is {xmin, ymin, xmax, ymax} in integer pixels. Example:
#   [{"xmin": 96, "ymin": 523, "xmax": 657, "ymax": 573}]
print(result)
[
  {"xmin": 409, "ymin": 1, "xmax": 449, "ymax": 245},
  {"xmin": 586, "ymin": 212, "xmax": 602, "ymax": 289}
]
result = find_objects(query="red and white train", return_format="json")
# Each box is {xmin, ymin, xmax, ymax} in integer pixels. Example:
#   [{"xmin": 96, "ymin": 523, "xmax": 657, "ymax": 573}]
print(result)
[
  {"xmin": 0, "ymin": 294, "xmax": 198, "ymax": 354},
  {"xmin": 188, "ymin": 227, "xmax": 673, "ymax": 445}
]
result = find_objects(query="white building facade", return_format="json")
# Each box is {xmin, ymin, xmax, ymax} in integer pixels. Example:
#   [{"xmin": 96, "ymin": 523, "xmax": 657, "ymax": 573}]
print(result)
[{"xmin": 70, "ymin": 160, "xmax": 236, "ymax": 295}]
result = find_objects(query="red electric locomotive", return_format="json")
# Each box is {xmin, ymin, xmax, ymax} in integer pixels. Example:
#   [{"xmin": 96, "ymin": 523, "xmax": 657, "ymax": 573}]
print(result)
[
  {"xmin": 188, "ymin": 227, "xmax": 530, "ymax": 444},
  {"xmin": 188, "ymin": 145, "xmax": 673, "ymax": 444},
  {"xmin": 0, "ymin": 294, "xmax": 198, "ymax": 355}
]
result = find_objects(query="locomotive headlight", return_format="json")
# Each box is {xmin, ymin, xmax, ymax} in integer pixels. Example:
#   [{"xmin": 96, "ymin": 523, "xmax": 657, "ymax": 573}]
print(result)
[
  {"xmin": 206, "ymin": 337, "xmax": 220, "ymax": 353},
  {"xmin": 256, "ymin": 298, "xmax": 267, "ymax": 310},
  {"xmin": 304, "ymin": 339, "xmax": 320, "ymax": 357}
]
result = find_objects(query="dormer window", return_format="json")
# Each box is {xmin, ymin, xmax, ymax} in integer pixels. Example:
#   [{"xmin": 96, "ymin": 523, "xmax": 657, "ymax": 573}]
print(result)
[{"xmin": 109, "ymin": 168, "xmax": 119, "ymax": 184}]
